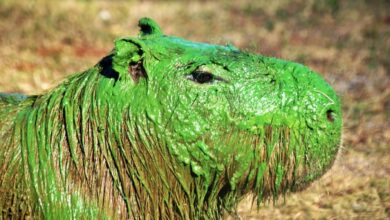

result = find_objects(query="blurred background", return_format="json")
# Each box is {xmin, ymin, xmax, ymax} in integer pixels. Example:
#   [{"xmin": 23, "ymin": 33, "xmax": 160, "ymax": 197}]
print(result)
[{"xmin": 0, "ymin": 0, "xmax": 388, "ymax": 219}]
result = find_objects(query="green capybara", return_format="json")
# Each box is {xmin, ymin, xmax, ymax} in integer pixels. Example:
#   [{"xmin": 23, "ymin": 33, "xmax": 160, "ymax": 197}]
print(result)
[{"xmin": 0, "ymin": 18, "xmax": 342, "ymax": 219}]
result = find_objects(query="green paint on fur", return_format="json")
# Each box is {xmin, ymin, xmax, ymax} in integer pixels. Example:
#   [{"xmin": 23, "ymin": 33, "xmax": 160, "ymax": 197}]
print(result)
[{"xmin": 0, "ymin": 18, "xmax": 342, "ymax": 219}]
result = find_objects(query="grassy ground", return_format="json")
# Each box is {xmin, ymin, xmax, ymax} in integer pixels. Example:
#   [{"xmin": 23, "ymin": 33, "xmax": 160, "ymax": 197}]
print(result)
[{"xmin": 0, "ymin": 0, "xmax": 389, "ymax": 219}]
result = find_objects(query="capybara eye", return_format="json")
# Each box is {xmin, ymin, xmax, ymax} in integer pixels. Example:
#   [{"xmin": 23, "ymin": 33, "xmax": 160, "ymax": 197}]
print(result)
[
  {"xmin": 187, "ymin": 70, "xmax": 215, "ymax": 84},
  {"xmin": 326, "ymin": 110, "xmax": 335, "ymax": 122}
]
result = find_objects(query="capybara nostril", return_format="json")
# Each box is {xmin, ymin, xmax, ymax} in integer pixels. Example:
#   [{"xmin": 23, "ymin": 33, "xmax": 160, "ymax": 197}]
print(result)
[{"xmin": 326, "ymin": 109, "xmax": 335, "ymax": 122}]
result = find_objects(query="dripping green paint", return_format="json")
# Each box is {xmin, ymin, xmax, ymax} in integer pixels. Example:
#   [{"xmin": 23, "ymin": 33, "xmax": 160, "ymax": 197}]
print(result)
[{"xmin": 0, "ymin": 17, "xmax": 342, "ymax": 219}]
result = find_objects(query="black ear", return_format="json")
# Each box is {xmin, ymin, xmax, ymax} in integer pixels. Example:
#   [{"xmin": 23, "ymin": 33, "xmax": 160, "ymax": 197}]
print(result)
[
  {"xmin": 100, "ymin": 55, "xmax": 119, "ymax": 81},
  {"xmin": 138, "ymin": 17, "xmax": 163, "ymax": 37}
]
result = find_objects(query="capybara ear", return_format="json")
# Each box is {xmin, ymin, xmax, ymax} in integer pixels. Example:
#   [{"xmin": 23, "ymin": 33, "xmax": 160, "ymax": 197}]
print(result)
[
  {"xmin": 112, "ymin": 39, "xmax": 146, "ymax": 83},
  {"xmin": 138, "ymin": 17, "xmax": 163, "ymax": 37},
  {"xmin": 109, "ymin": 18, "xmax": 161, "ymax": 83}
]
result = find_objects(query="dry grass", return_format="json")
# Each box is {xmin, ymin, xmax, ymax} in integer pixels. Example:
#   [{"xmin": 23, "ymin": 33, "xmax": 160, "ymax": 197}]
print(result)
[{"xmin": 0, "ymin": 0, "xmax": 389, "ymax": 219}]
